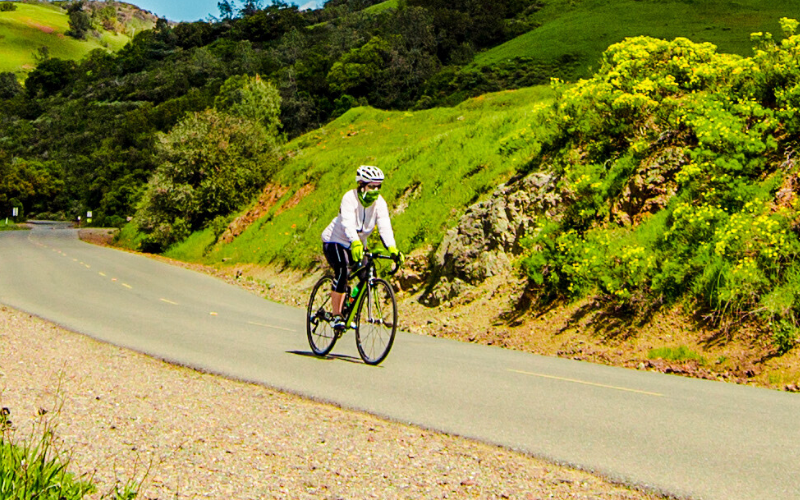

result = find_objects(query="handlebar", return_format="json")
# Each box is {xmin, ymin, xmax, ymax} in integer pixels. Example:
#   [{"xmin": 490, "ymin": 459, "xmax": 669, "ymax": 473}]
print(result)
[
  {"xmin": 373, "ymin": 252, "xmax": 402, "ymax": 276},
  {"xmin": 349, "ymin": 251, "xmax": 402, "ymax": 277}
]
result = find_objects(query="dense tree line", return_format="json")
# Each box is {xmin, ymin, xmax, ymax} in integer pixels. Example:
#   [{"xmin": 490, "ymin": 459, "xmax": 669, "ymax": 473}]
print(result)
[{"xmin": 0, "ymin": 0, "xmax": 548, "ymax": 226}]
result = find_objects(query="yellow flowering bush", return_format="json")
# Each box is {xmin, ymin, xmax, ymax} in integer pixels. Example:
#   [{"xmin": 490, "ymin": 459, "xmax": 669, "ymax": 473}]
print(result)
[{"xmin": 522, "ymin": 20, "xmax": 800, "ymax": 351}]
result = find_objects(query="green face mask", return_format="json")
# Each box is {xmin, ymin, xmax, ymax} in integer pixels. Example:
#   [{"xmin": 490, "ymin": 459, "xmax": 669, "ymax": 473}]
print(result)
[{"xmin": 359, "ymin": 189, "xmax": 380, "ymax": 206}]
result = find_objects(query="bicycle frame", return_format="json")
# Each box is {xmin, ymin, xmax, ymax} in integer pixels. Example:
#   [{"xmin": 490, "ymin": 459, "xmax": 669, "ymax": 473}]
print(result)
[
  {"xmin": 306, "ymin": 250, "xmax": 400, "ymax": 364},
  {"xmin": 341, "ymin": 252, "xmax": 396, "ymax": 329}
]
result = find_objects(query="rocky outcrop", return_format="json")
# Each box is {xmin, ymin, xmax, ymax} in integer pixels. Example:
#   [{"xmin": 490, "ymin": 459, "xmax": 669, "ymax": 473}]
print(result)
[
  {"xmin": 424, "ymin": 144, "xmax": 687, "ymax": 306},
  {"xmin": 611, "ymin": 146, "xmax": 686, "ymax": 226},
  {"xmin": 424, "ymin": 172, "xmax": 560, "ymax": 304}
]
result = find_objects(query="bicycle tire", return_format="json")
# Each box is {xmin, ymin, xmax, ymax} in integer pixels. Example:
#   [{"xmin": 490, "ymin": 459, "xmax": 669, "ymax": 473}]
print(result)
[
  {"xmin": 355, "ymin": 278, "xmax": 397, "ymax": 365},
  {"xmin": 306, "ymin": 275, "xmax": 338, "ymax": 356}
]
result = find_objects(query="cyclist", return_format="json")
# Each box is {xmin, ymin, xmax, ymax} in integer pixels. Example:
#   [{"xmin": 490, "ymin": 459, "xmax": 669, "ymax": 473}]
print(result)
[{"xmin": 321, "ymin": 165, "xmax": 404, "ymax": 331}]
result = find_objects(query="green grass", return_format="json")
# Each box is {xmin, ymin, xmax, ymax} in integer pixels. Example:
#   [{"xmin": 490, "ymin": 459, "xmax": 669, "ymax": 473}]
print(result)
[
  {"xmin": 309, "ymin": 0, "xmax": 399, "ymax": 29},
  {"xmin": 0, "ymin": 407, "xmax": 94, "ymax": 500},
  {"xmin": 648, "ymin": 346, "xmax": 705, "ymax": 364},
  {"xmin": 0, "ymin": 220, "xmax": 27, "ymax": 231},
  {"xmin": 471, "ymin": 0, "xmax": 800, "ymax": 78},
  {"xmin": 164, "ymin": 85, "xmax": 557, "ymax": 268},
  {"xmin": 363, "ymin": 0, "xmax": 398, "ymax": 15},
  {"xmin": 0, "ymin": 2, "xmax": 132, "ymax": 79}
]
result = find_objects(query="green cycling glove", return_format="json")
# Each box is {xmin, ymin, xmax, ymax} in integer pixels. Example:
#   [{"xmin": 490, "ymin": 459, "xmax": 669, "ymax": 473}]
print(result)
[
  {"xmin": 350, "ymin": 239, "xmax": 364, "ymax": 262},
  {"xmin": 388, "ymin": 246, "xmax": 405, "ymax": 266}
]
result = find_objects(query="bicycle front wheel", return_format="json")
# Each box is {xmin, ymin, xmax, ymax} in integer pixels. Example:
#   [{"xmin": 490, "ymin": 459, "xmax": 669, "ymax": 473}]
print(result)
[
  {"xmin": 355, "ymin": 278, "xmax": 397, "ymax": 365},
  {"xmin": 307, "ymin": 276, "xmax": 338, "ymax": 356}
]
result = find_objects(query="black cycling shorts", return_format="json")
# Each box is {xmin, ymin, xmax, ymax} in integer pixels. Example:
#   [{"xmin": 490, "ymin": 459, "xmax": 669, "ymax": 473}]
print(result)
[{"xmin": 323, "ymin": 242, "xmax": 351, "ymax": 293}]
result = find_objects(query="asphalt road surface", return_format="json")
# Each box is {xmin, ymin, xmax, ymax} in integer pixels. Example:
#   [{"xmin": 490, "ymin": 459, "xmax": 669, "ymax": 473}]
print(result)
[{"xmin": 1, "ymin": 224, "xmax": 799, "ymax": 500}]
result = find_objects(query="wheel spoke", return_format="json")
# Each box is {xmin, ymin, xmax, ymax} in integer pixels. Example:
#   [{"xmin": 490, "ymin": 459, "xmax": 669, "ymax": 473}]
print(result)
[
  {"xmin": 306, "ymin": 277, "xmax": 338, "ymax": 356},
  {"xmin": 356, "ymin": 279, "xmax": 397, "ymax": 365}
]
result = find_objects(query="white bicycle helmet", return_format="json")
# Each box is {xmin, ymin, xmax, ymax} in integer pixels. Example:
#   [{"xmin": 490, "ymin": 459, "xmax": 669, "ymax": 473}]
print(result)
[{"xmin": 356, "ymin": 165, "xmax": 384, "ymax": 184}]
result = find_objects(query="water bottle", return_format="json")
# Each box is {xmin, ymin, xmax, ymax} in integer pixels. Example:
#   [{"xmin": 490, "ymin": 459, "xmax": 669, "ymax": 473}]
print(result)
[{"xmin": 347, "ymin": 284, "xmax": 359, "ymax": 308}]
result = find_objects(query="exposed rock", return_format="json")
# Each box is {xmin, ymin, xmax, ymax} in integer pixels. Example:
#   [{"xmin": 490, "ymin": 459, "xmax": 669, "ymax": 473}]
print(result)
[
  {"xmin": 394, "ymin": 252, "xmax": 427, "ymax": 293},
  {"xmin": 611, "ymin": 146, "xmax": 686, "ymax": 226},
  {"xmin": 420, "ymin": 171, "xmax": 560, "ymax": 305},
  {"xmin": 433, "ymin": 172, "xmax": 560, "ymax": 287}
]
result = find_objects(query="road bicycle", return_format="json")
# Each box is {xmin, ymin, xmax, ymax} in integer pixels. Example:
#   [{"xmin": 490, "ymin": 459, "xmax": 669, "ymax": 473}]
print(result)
[{"xmin": 306, "ymin": 251, "xmax": 400, "ymax": 365}]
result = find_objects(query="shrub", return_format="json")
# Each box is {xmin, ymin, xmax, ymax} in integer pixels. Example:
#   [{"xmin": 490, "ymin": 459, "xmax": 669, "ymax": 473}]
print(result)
[
  {"xmin": 0, "ymin": 2, "xmax": 16, "ymax": 12},
  {"xmin": 134, "ymin": 107, "xmax": 280, "ymax": 252},
  {"xmin": 520, "ymin": 20, "xmax": 800, "ymax": 352}
]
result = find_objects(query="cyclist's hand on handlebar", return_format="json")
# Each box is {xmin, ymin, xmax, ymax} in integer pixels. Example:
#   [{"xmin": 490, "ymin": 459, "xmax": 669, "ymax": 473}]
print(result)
[
  {"xmin": 388, "ymin": 246, "xmax": 405, "ymax": 266},
  {"xmin": 351, "ymin": 239, "xmax": 364, "ymax": 262}
]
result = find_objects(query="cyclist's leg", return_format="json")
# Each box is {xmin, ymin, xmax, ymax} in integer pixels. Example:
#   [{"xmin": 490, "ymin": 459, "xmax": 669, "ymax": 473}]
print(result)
[{"xmin": 323, "ymin": 243, "xmax": 351, "ymax": 318}]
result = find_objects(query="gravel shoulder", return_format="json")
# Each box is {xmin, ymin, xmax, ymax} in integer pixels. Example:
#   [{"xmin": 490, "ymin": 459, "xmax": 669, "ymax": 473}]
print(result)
[{"xmin": 0, "ymin": 305, "xmax": 665, "ymax": 499}]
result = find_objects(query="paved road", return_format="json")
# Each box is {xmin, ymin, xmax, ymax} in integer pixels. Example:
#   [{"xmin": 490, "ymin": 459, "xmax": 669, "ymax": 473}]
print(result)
[{"xmin": 1, "ymin": 224, "xmax": 799, "ymax": 500}]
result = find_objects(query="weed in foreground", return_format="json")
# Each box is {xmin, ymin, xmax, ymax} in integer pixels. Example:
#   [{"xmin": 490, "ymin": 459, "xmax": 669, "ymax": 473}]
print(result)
[
  {"xmin": 0, "ymin": 405, "xmax": 95, "ymax": 499},
  {"xmin": 0, "ymin": 378, "xmax": 147, "ymax": 499}
]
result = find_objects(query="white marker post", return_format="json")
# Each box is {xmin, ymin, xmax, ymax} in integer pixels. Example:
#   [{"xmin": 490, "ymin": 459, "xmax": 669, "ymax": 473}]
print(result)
[{"xmin": 87, "ymin": 211, "xmax": 92, "ymax": 224}]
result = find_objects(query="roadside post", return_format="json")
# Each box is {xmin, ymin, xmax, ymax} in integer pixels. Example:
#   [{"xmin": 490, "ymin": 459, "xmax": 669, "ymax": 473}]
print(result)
[
  {"xmin": 87, "ymin": 211, "xmax": 92, "ymax": 225},
  {"xmin": 12, "ymin": 207, "xmax": 18, "ymax": 223}
]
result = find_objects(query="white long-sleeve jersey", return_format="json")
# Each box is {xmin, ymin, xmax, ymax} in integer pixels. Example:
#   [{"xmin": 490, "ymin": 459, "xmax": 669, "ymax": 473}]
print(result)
[{"xmin": 321, "ymin": 189, "xmax": 396, "ymax": 249}]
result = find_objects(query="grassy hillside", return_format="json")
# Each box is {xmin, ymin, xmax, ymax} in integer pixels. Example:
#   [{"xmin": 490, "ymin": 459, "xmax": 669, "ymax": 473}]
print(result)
[
  {"xmin": 0, "ymin": 2, "xmax": 133, "ymax": 79},
  {"xmin": 159, "ymin": 85, "xmax": 557, "ymax": 267},
  {"xmin": 471, "ymin": 0, "xmax": 800, "ymax": 78},
  {"xmin": 363, "ymin": 0, "xmax": 398, "ymax": 15},
  {"xmin": 114, "ymin": 18, "xmax": 800, "ymax": 384}
]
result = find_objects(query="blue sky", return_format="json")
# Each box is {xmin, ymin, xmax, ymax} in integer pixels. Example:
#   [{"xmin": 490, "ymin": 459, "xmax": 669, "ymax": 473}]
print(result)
[{"xmin": 130, "ymin": 0, "xmax": 326, "ymax": 23}]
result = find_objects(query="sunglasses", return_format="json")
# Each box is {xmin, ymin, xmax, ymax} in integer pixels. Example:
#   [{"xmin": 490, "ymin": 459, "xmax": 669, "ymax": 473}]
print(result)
[{"xmin": 364, "ymin": 183, "xmax": 382, "ymax": 191}]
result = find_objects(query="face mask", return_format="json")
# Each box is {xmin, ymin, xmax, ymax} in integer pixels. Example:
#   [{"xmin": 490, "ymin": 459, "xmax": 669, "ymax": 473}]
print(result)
[{"xmin": 359, "ymin": 189, "xmax": 380, "ymax": 206}]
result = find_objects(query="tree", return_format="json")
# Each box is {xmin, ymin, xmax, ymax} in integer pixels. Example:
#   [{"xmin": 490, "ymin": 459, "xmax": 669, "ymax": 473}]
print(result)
[
  {"xmin": 239, "ymin": 0, "xmax": 263, "ymax": 17},
  {"xmin": 327, "ymin": 36, "xmax": 392, "ymax": 96},
  {"xmin": 134, "ymin": 89, "xmax": 282, "ymax": 251},
  {"xmin": 25, "ymin": 58, "xmax": 75, "ymax": 97},
  {"xmin": 0, "ymin": 158, "xmax": 64, "ymax": 216},
  {"xmin": 66, "ymin": 2, "xmax": 92, "ymax": 40},
  {"xmin": 218, "ymin": 0, "xmax": 235, "ymax": 20},
  {"xmin": 0, "ymin": 73, "xmax": 22, "ymax": 99},
  {"xmin": 215, "ymin": 74, "xmax": 282, "ymax": 136}
]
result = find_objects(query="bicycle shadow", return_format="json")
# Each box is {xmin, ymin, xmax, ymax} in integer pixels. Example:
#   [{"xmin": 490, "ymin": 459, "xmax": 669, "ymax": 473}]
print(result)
[{"xmin": 287, "ymin": 350, "xmax": 368, "ymax": 365}]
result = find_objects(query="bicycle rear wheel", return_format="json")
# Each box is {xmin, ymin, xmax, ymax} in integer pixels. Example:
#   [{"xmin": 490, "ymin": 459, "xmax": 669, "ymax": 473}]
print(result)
[
  {"xmin": 307, "ymin": 276, "xmax": 338, "ymax": 356},
  {"xmin": 355, "ymin": 278, "xmax": 397, "ymax": 365}
]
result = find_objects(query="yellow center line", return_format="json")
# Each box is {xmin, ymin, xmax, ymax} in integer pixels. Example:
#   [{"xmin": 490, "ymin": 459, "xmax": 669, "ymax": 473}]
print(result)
[
  {"xmin": 121, "ymin": 283, "xmax": 132, "ymax": 289},
  {"xmin": 247, "ymin": 321, "xmax": 296, "ymax": 332},
  {"xmin": 99, "ymin": 272, "xmax": 106, "ymax": 277},
  {"xmin": 84, "ymin": 264, "xmax": 91, "ymax": 269},
  {"xmin": 509, "ymin": 369, "xmax": 663, "ymax": 397},
  {"xmin": 159, "ymin": 298, "xmax": 178, "ymax": 305}
]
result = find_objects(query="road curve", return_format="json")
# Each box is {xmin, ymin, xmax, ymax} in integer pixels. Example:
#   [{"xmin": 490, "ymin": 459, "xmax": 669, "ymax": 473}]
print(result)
[{"xmin": 1, "ymin": 224, "xmax": 799, "ymax": 500}]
